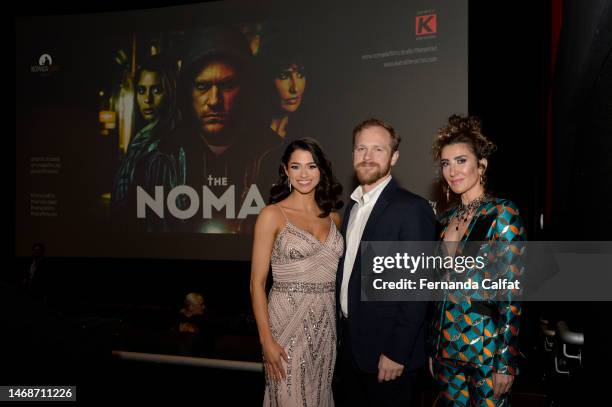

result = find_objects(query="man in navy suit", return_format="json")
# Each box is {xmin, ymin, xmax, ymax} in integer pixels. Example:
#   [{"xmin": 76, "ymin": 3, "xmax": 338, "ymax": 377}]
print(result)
[{"xmin": 335, "ymin": 118, "xmax": 436, "ymax": 406}]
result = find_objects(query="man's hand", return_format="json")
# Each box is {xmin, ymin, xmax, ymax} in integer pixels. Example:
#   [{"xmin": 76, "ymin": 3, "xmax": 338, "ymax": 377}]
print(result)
[{"xmin": 377, "ymin": 354, "xmax": 404, "ymax": 382}]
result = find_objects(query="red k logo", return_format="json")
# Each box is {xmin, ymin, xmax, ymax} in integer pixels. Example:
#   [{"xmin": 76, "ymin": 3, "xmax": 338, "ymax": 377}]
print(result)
[{"xmin": 416, "ymin": 14, "xmax": 437, "ymax": 36}]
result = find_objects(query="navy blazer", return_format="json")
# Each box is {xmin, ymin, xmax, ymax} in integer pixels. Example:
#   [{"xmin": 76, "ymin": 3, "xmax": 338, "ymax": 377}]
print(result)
[{"xmin": 336, "ymin": 177, "xmax": 436, "ymax": 373}]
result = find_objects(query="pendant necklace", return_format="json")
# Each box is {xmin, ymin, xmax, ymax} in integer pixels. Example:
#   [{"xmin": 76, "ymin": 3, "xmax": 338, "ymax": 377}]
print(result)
[{"xmin": 453, "ymin": 195, "xmax": 488, "ymax": 231}]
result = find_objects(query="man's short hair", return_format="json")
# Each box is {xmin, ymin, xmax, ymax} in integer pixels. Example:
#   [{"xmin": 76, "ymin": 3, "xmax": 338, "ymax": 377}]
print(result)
[{"xmin": 352, "ymin": 118, "xmax": 401, "ymax": 152}]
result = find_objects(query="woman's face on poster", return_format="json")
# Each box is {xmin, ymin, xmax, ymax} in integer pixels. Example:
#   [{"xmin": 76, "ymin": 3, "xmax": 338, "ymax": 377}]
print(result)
[
  {"xmin": 274, "ymin": 64, "xmax": 306, "ymax": 113},
  {"xmin": 136, "ymin": 70, "xmax": 166, "ymax": 123}
]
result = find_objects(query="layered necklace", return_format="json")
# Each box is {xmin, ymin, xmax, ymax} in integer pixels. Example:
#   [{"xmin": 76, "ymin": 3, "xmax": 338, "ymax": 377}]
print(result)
[{"xmin": 453, "ymin": 194, "xmax": 489, "ymax": 231}]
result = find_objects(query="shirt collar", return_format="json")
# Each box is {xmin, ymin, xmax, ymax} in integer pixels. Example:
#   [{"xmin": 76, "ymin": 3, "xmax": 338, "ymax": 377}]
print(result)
[{"xmin": 350, "ymin": 175, "xmax": 392, "ymax": 206}]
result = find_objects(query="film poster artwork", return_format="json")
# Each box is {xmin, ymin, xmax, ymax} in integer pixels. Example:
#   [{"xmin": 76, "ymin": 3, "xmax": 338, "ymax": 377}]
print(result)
[
  {"xmin": 18, "ymin": 0, "xmax": 465, "ymax": 258},
  {"xmin": 109, "ymin": 23, "xmax": 311, "ymax": 235}
]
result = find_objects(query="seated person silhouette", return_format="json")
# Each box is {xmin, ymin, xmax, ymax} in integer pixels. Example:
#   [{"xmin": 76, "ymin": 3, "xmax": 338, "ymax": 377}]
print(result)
[
  {"xmin": 173, "ymin": 292, "xmax": 213, "ymax": 356},
  {"xmin": 177, "ymin": 292, "xmax": 206, "ymax": 334}
]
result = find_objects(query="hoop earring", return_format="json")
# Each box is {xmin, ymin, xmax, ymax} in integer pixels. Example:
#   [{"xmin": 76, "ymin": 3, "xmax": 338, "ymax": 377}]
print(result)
[{"xmin": 288, "ymin": 178, "xmax": 292, "ymax": 192}]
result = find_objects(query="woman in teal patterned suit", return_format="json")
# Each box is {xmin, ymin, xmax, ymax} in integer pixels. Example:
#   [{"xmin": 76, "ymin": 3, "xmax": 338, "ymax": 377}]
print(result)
[{"xmin": 429, "ymin": 115, "xmax": 526, "ymax": 406}]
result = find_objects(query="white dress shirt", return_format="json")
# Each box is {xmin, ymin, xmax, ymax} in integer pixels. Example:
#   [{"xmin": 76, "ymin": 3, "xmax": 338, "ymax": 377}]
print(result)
[{"xmin": 340, "ymin": 175, "xmax": 392, "ymax": 317}]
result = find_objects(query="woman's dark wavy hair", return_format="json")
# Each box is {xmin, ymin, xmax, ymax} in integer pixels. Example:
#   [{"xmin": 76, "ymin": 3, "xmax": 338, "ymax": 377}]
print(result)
[{"xmin": 269, "ymin": 138, "xmax": 343, "ymax": 217}]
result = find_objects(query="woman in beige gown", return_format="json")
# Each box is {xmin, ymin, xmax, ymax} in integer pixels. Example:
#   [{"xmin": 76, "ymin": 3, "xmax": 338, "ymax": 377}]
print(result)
[{"xmin": 251, "ymin": 138, "xmax": 344, "ymax": 406}]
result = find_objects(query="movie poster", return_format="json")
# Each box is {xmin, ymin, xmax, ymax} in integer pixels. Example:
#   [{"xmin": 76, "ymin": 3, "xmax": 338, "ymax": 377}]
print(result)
[{"xmin": 16, "ymin": 0, "xmax": 467, "ymax": 260}]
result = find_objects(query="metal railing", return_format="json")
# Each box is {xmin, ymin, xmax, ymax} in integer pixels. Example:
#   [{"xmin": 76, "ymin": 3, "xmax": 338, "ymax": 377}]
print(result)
[{"xmin": 112, "ymin": 350, "xmax": 264, "ymax": 372}]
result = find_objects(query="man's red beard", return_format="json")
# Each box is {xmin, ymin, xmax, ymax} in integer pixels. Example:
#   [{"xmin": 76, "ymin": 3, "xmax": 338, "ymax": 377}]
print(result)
[{"xmin": 355, "ymin": 161, "xmax": 389, "ymax": 185}]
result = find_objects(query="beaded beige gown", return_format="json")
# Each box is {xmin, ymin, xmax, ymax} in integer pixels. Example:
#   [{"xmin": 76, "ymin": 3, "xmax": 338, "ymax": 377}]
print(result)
[{"xmin": 263, "ymin": 207, "xmax": 344, "ymax": 406}]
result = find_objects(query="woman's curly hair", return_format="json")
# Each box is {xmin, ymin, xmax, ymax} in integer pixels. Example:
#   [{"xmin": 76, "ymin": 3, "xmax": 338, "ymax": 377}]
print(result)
[
  {"xmin": 269, "ymin": 138, "xmax": 343, "ymax": 217},
  {"xmin": 432, "ymin": 115, "xmax": 497, "ymax": 162}
]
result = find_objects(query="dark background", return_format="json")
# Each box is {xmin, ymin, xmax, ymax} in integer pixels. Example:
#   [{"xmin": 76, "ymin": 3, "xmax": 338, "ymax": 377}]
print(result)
[{"xmin": 9, "ymin": 0, "xmax": 611, "ymax": 404}]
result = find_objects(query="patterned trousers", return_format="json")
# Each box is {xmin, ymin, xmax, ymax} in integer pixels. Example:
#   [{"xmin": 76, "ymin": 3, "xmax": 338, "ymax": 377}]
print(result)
[{"xmin": 433, "ymin": 358, "xmax": 509, "ymax": 407}]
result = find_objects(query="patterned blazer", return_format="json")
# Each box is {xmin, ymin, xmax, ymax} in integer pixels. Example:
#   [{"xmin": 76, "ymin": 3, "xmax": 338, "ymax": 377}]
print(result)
[{"xmin": 430, "ymin": 198, "xmax": 526, "ymax": 375}]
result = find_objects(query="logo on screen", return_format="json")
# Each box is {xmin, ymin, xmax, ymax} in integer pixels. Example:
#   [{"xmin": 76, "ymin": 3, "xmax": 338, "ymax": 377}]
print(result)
[
  {"xmin": 31, "ymin": 53, "xmax": 60, "ymax": 76},
  {"xmin": 416, "ymin": 14, "xmax": 437, "ymax": 36},
  {"xmin": 39, "ymin": 54, "xmax": 53, "ymax": 66}
]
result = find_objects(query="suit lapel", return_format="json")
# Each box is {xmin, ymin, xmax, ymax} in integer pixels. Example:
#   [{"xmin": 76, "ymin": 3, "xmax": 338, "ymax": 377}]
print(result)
[
  {"xmin": 465, "ymin": 213, "xmax": 495, "ymax": 242},
  {"xmin": 337, "ymin": 200, "xmax": 356, "ymax": 289},
  {"xmin": 344, "ymin": 179, "xmax": 396, "ymax": 317},
  {"xmin": 341, "ymin": 200, "xmax": 355, "ymax": 236},
  {"xmin": 340, "ymin": 178, "xmax": 396, "ymax": 292},
  {"xmin": 360, "ymin": 178, "xmax": 396, "ymax": 241},
  {"xmin": 462, "ymin": 201, "xmax": 494, "ymax": 242}
]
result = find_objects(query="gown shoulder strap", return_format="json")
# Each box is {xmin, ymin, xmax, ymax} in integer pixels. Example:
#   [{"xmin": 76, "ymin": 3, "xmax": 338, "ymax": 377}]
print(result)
[{"xmin": 275, "ymin": 204, "xmax": 289, "ymax": 221}]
